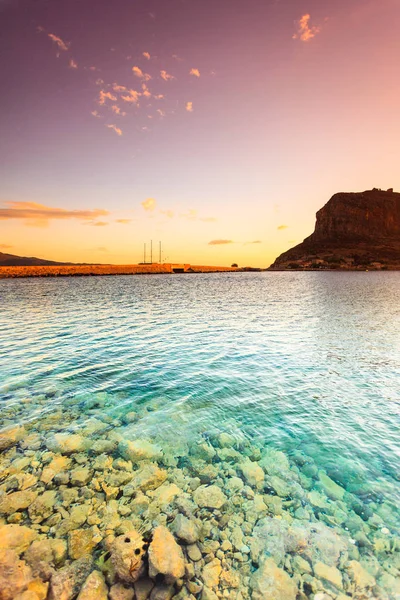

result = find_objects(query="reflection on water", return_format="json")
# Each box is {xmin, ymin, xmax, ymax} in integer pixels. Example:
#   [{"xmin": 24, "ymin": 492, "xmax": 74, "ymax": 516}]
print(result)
[{"xmin": 0, "ymin": 272, "xmax": 399, "ymax": 599}]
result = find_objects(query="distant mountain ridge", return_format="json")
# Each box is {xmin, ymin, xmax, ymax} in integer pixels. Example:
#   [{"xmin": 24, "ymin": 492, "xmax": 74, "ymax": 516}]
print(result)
[
  {"xmin": 0, "ymin": 251, "xmax": 72, "ymax": 266},
  {"xmin": 270, "ymin": 188, "xmax": 400, "ymax": 270}
]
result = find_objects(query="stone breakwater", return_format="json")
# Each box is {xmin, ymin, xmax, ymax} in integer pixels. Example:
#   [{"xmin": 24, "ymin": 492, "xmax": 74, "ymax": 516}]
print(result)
[
  {"xmin": 0, "ymin": 264, "xmax": 240, "ymax": 279},
  {"xmin": 0, "ymin": 394, "xmax": 399, "ymax": 600}
]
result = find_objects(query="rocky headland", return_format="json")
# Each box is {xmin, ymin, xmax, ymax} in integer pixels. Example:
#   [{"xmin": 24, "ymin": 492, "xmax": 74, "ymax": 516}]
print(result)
[{"xmin": 270, "ymin": 189, "xmax": 400, "ymax": 270}]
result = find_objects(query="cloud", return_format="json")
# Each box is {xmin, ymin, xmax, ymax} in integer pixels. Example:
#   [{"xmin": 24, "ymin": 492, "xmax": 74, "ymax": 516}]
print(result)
[
  {"xmin": 200, "ymin": 217, "xmax": 217, "ymax": 223},
  {"xmin": 0, "ymin": 244, "xmax": 13, "ymax": 249},
  {"xmin": 116, "ymin": 219, "xmax": 132, "ymax": 224},
  {"xmin": 84, "ymin": 221, "xmax": 109, "ymax": 227},
  {"xmin": 69, "ymin": 59, "xmax": 78, "ymax": 69},
  {"xmin": 48, "ymin": 33, "xmax": 69, "ymax": 52},
  {"xmin": 121, "ymin": 89, "xmax": 140, "ymax": 103},
  {"xmin": 185, "ymin": 101, "xmax": 193, "ymax": 112},
  {"xmin": 141, "ymin": 84, "xmax": 151, "ymax": 98},
  {"xmin": 189, "ymin": 68, "xmax": 200, "ymax": 77},
  {"xmin": 160, "ymin": 209, "xmax": 174, "ymax": 218},
  {"xmin": 244, "ymin": 240, "xmax": 262, "ymax": 245},
  {"xmin": 277, "ymin": 225, "xmax": 288, "ymax": 230},
  {"xmin": 293, "ymin": 14, "xmax": 321, "ymax": 42},
  {"xmin": 208, "ymin": 239, "xmax": 234, "ymax": 245},
  {"xmin": 99, "ymin": 90, "xmax": 117, "ymax": 105},
  {"xmin": 91, "ymin": 110, "xmax": 101, "ymax": 118},
  {"xmin": 113, "ymin": 84, "xmax": 127, "ymax": 92},
  {"xmin": 95, "ymin": 246, "xmax": 108, "ymax": 251},
  {"xmin": 141, "ymin": 198, "xmax": 157, "ymax": 212},
  {"xmin": 181, "ymin": 209, "xmax": 197, "ymax": 220},
  {"xmin": 143, "ymin": 52, "xmax": 151, "ymax": 60},
  {"xmin": 0, "ymin": 201, "xmax": 109, "ymax": 227},
  {"xmin": 154, "ymin": 94, "xmax": 164, "ymax": 100},
  {"xmin": 133, "ymin": 66, "xmax": 151, "ymax": 81},
  {"xmin": 160, "ymin": 70, "xmax": 175, "ymax": 82},
  {"xmin": 106, "ymin": 124, "xmax": 122, "ymax": 136},
  {"xmin": 111, "ymin": 105, "xmax": 126, "ymax": 116}
]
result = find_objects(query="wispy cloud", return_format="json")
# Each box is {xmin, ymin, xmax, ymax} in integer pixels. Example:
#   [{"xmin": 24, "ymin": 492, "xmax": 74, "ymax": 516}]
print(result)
[
  {"xmin": 106, "ymin": 124, "xmax": 122, "ymax": 136},
  {"xmin": 293, "ymin": 14, "xmax": 321, "ymax": 42},
  {"xmin": 133, "ymin": 66, "xmax": 151, "ymax": 81},
  {"xmin": 99, "ymin": 90, "xmax": 117, "ymax": 105},
  {"xmin": 0, "ymin": 244, "xmax": 13, "ymax": 249},
  {"xmin": 156, "ymin": 109, "xmax": 166, "ymax": 117},
  {"xmin": 69, "ymin": 59, "xmax": 78, "ymax": 69},
  {"xmin": 181, "ymin": 209, "xmax": 197, "ymax": 220},
  {"xmin": 200, "ymin": 217, "xmax": 217, "ymax": 223},
  {"xmin": 84, "ymin": 221, "xmax": 109, "ymax": 227},
  {"xmin": 244, "ymin": 240, "xmax": 262, "ymax": 245},
  {"xmin": 160, "ymin": 209, "xmax": 174, "ymax": 218},
  {"xmin": 113, "ymin": 84, "xmax": 127, "ymax": 92},
  {"xmin": 0, "ymin": 201, "xmax": 109, "ymax": 227},
  {"xmin": 186, "ymin": 101, "xmax": 193, "ymax": 112},
  {"xmin": 95, "ymin": 246, "xmax": 108, "ymax": 252},
  {"xmin": 141, "ymin": 198, "xmax": 157, "ymax": 212},
  {"xmin": 160, "ymin": 70, "xmax": 175, "ymax": 82},
  {"xmin": 48, "ymin": 33, "xmax": 69, "ymax": 52},
  {"xmin": 189, "ymin": 68, "xmax": 200, "ymax": 78},
  {"xmin": 116, "ymin": 219, "xmax": 132, "ymax": 224},
  {"xmin": 277, "ymin": 225, "xmax": 288, "ymax": 230},
  {"xmin": 143, "ymin": 52, "xmax": 151, "ymax": 60},
  {"xmin": 208, "ymin": 239, "xmax": 234, "ymax": 245},
  {"xmin": 91, "ymin": 110, "xmax": 101, "ymax": 118}
]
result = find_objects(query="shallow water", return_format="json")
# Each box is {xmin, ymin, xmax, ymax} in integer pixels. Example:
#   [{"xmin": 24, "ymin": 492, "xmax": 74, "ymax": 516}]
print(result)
[{"xmin": 0, "ymin": 272, "xmax": 399, "ymax": 598}]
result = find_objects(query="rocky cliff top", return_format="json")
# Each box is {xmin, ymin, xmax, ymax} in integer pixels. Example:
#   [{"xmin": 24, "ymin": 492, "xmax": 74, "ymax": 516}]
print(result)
[{"xmin": 270, "ymin": 189, "xmax": 400, "ymax": 270}]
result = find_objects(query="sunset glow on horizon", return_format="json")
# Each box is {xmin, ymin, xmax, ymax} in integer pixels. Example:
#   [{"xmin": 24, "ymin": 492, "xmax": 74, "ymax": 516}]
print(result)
[{"xmin": 1, "ymin": 0, "xmax": 399, "ymax": 267}]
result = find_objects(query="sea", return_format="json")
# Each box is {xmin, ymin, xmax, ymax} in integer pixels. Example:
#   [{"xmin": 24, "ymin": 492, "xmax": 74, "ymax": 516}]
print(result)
[{"xmin": 0, "ymin": 271, "xmax": 399, "ymax": 598}]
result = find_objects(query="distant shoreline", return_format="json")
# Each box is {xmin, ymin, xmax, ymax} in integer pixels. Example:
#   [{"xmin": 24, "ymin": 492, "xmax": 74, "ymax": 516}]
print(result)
[
  {"xmin": 1, "ymin": 264, "xmax": 399, "ymax": 279},
  {"xmin": 0, "ymin": 263, "xmax": 261, "ymax": 279}
]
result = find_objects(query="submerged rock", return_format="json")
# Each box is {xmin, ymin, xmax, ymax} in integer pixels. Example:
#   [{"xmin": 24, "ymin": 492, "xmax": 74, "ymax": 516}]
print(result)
[
  {"xmin": 193, "ymin": 485, "xmax": 227, "ymax": 510},
  {"xmin": 148, "ymin": 526, "xmax": 185, "ymax": 584},
  {"xmin": 76, "ymin": 570, "xmax": 108, "ymax": 600},
  {"xmin": 118, "ymin": 439, "xmax": 162, "ymax": 463},
  {"xmin": 0, "ymin": 549, "xmax": 35, "ymax": 600},
  {"xmin": 0, "ymin": 490, "xmax": 38, "ymax": 515},
  {"xmin": 171, "ymin": 514, "xmax": 200, "ymax": 544},
  {"xmin": 250, "ymin": 557, "xmax": 297, "ymax": 600},
  {"xmin": 110, "ymin": 583, "xmax": 135, "ymax": 600},
  {"xmin": 48, "ymin": 556, "xmax": 94, "ymax": 600},
  {"xmin": 47, "ymin": 433, "xmax": 90, "ymax": 455},
  {"xmin": 111, "ymin": 529, "xmax": 147, "ymax": 583},
  {"xmin": 0, "ymin": 425, "xmax": 25, "ymax": 452},
  {"xmin": 0, "ymin": 524, "xmax": 37, "ymax": 554},
  {"xmin": 238, "ymin": 459, "xmax": 264, "ymax": 488}
]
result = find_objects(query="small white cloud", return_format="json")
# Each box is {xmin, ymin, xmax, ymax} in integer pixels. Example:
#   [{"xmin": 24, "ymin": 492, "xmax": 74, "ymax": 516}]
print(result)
[
  {"xmin": 106, "ymin": 124, "xmax": 122, "ymax": 136},
  {"xmin": 160, "ymin": 70, "xmax": 175, "ymax": 82},
  {"xmin": 141, "ymin": 198, "xmax": 157, "ymax": 211},
  {"xmin": 189, "ymin": 68, "xmax": 200, "ymax": 77},
  {"xmin": 293, "ymin": 14, "xmax": 322, "ymax": 42},
  {"xmin": 48, "ymin": 33, "xmax": 69, "ymax": 52},
  {"xmin": 143, "ymin": 52, "xmax": 151, "ymax": 60},
  {"xmin": 186, "ymin": 101, "xmax": 193, "ymax": 112}
]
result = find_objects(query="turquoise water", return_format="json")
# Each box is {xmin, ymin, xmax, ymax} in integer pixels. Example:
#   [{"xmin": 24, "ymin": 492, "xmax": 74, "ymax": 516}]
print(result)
[{"xmin": 0, "ymin": 272, "xmax": 399, "ymax": 598}]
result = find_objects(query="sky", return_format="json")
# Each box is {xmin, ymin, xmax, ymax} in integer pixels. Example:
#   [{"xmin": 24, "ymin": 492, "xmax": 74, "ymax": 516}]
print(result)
[{"xmin": 0, "ymin": 0, "xmax": 399, "ymax": 267}]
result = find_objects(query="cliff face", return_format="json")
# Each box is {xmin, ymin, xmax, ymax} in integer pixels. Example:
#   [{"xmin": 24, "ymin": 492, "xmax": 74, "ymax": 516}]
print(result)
[{"xmin": 270, "ymin": 189, "xmax": 400, "ymax": 270}]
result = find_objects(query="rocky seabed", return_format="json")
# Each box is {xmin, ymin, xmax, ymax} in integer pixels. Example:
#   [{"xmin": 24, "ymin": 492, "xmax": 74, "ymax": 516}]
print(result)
[{"xmin": 0, "ymin": 390, "xmax": 399, "ymax": 600}]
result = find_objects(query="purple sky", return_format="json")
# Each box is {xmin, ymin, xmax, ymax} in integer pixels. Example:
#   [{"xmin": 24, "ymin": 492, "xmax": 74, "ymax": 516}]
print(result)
[{"xmin": 1, "ymin": 0, "xmax": 399, "ymax": 266}]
